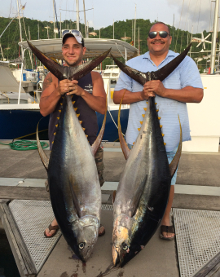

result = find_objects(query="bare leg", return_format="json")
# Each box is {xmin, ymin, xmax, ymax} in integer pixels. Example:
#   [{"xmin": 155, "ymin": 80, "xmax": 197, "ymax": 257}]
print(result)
[{"xmin": 161, "ymin": 185, "xmax": 175, "ymax": 239}]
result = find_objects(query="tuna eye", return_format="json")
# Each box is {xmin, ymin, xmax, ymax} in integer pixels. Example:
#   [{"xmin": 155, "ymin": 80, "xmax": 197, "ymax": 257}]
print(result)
[
  {"xmin": 122, "ymin": 243, "xmax": 128, "ymax": 251},
  {"xmin": 79, "ymin": 242, "xmax": 85, "ymax": 249}
]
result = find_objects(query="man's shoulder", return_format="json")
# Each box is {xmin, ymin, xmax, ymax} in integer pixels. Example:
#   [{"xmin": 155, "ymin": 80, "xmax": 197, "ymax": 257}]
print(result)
[
  {"xmin": 127, "ymin": 53, "xmax": 148, "ymax": 65},
  {"xmin": 91, "ymin": 71, "xmax": 102, "ymax": 81}
]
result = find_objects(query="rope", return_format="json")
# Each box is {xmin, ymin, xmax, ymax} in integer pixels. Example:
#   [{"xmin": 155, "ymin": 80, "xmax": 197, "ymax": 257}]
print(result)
[
  {"xmin": 0, "ymin": 129, "xmax": 49, "ymax": 151},
  {"xmin": 0, "ymin": 140, "xmax": 49, "ymax": 151}
]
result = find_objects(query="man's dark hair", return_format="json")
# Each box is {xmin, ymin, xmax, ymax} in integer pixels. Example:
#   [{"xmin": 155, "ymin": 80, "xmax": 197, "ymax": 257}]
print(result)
[{"xmin": 149, "ymin": 22, "xmax": 170, "ymax": 35}]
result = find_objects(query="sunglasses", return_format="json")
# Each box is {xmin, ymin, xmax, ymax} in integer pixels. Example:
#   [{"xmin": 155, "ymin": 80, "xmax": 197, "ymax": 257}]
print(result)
[
  {"xmin": 62, "ymin": 29, "xmax": 84, "ymax": 45},
  {"xmin": 148, "ymin": 31, "xmax": 169, "ymax": 39}
]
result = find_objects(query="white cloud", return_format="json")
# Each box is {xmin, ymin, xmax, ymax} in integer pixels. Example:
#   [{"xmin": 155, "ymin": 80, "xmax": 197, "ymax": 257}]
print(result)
[{"xmin": 167, "ymin": 0, "xmax": 215, "ymax": 33}]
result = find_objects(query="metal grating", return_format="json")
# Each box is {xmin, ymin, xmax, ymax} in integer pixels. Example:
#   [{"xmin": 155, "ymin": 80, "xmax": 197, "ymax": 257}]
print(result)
[
  {"xmin": 9, "ymin": 200, "xmax": 61, "ymax": 273},
  {"xmin": 101, "ymin": 204, "xmax": 113, "ymax": 211},
  {"xmin": 173, "ymin": 208, "xmax": 220, "ymax": 277}
]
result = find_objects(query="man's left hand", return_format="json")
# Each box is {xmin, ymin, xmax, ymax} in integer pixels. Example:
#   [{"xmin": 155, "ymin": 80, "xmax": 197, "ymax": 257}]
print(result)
[{"xmin": 67, "ymin": 80, "xmax": 85, "ymax": 97}]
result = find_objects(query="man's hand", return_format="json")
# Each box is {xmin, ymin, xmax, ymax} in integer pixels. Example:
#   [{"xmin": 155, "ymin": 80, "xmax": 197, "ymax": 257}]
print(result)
[
  {"xmin": 57, "ymin": 80, "xmax": 85, "ymax": 96},
  {"xmin": 141, "ymin": 80, "xmax": 166, "ymax": 99}
]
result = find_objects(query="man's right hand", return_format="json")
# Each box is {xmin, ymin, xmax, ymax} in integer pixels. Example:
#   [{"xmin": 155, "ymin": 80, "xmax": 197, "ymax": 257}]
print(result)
[{"xmin": 57, "ymin": 79, "xmax": 76, "ymax": 95}]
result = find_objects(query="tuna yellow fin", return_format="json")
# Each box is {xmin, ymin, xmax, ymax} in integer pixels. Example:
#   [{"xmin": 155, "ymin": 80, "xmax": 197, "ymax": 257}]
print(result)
[
  {"xmin": 169, "ymin": 115, "xmax": 182, "ymax": 178},
  {"xmin": 91, "ymin": 96, "xmax": 107, "ymax": 156},
  {"xmin": 118, "ymin": 91, "xmax": 130, "ymax": 160},
  {"xmin": 36, "ymin": 118, "xmax": 49, "ymax": 171}
]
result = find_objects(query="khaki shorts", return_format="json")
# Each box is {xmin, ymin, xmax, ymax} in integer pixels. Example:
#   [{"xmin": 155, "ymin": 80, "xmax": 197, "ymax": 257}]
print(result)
[{"xmin": 45, "ymin": 145, "xmax": 105, "ymax": 191}]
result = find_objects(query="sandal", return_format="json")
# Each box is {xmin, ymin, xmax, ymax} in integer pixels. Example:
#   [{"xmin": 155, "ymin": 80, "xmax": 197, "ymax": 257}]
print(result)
[
  {"xmin": 159, "ymin": 225, "xmax": 175, "ymax": 241},
  {"xmin": 44, "ymin": 224, "xmax": 59, "ymax": 238},
  {"xmin": 98, "ymin": 224, "xmax": 105, "ymax": 237}
]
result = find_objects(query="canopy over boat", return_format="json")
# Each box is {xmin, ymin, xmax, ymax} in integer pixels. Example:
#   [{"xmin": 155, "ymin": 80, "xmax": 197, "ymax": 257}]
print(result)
[
  {"xmin": 19, "ymin": 38, "xmax": 138, "ymax": 60},
  {"xmin": 0, "ymin": 61, "xmax": 25, "ymax": 93}
]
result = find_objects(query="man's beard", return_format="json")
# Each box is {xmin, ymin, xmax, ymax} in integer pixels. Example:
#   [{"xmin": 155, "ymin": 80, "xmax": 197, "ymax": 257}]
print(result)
[{"xmin": 65, "ymin": 56, "xmax": 82, "ymax": 67}]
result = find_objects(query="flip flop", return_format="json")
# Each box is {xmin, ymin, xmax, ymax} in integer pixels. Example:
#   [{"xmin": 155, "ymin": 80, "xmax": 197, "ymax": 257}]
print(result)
[
  {"xmin": 159, "ymin": 225, "xmax": 175, "ymax": 241},
  {"xmin": 44, "ymin": 224, "xmax": 59, "ymax": 238},
  {"xmin": 98, "ymin": 224, "xmax": 105, "ymax": 237}
]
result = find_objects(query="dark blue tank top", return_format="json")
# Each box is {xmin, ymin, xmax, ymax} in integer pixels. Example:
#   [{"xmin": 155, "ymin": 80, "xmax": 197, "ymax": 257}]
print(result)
[{"xmin": 48, "ymin": 73, "xmax": 98, "ymax": 149}]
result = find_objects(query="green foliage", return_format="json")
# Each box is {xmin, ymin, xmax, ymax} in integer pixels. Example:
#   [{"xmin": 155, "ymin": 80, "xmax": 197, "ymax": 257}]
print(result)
[{"xmin": 0, "ymin": 16, "xmax": 215, "ymax": 72}]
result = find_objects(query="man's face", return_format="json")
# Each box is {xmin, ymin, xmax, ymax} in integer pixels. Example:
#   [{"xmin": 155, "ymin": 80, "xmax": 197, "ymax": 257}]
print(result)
[
  {"xmin": 62, "ymin": 36, "xmax": 86, "ymax": 67},
  {"xmin": 147, "ymin": 23, "xmax": 172, "ymax": 56}
]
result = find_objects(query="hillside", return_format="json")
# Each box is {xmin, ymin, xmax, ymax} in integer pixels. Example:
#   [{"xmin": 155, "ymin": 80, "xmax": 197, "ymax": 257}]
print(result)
[{"xmin": 0, "ymin": 16, "xmax": 213, "ymax": 72}]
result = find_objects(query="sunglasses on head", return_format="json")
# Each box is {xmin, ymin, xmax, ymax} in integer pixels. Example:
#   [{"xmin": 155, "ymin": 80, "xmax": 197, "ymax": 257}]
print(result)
[
  {"xmin": 62, "ymin": 29, "xmax": 82, "ymax": 37},
  {"xmin": 148, "ymin": 31, "xmax": 169, "ymax": 39},
  {"xmin": 62, "ymin": 29, "xmax": 84, "ymax": 45}
]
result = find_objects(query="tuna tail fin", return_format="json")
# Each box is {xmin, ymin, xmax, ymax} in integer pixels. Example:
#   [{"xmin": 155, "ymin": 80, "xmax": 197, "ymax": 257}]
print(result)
[
  {"xmin": 118, "ymin": 91, "xmax": 130, "ymax": 160},
  {"xmin": 169, "ymin": 116, "xmax": 182, "ymax": 178},
  {"xmin": 28, "ymin": 39, "xmax": 111, "ymax": 81},
  {"xmin": 91, "ymin": 96, "xmax": 107, "ymax": 156},
  {"xmin": 111, "ymin": 44, "xmax": 192, "ymax": 85},
  {"xmin": 36, "ymin": 118, "xmax": 49, "ymax": 170}
]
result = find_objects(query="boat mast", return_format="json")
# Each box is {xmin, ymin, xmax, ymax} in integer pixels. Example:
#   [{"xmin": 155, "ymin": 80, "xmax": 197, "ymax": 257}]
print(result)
[
  {"xmin": 17, "ymin": 0, "xmax": 24, "ymax": 104},
  {"xmin": 76, "ymin": 0, "xmax": 79, "ymax": 30},
  {"xmin": 53, "ymin": 0, "xmax": 56, "ymax": 38},
  {"xmin": 134, "ymin": 4, "xmax": 136, "ymax": 48},
  {"xmin": 83, "ymin": 0, "xmax": 87, "ymax": 37},
  {"xmin": 210, "ymin": 0, "xmax": 219, "ymax": 74}
]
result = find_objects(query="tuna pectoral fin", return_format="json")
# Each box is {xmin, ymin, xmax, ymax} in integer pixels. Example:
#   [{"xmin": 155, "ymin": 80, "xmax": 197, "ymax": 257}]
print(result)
[
  {"xmin": 69, "ymin": 175, "xmax": 82, "ymax": 218},
  {"xmin": 36, "ymin": 119, "xmax": 49, "ymax": 170},
  {"xmin": 91, "ymin": 97, "xmax": 107, "ymax": 155},
  {"xmin": 169, "ymin": 116, "xmax": 182, "ymax": 178},
  {"xmin": 118, "ymin": 91, "xmax": 130, "ymax": 160},
  {"xmin": 131, "ymin": 174, "xmax": 148, "ymax": 217}
]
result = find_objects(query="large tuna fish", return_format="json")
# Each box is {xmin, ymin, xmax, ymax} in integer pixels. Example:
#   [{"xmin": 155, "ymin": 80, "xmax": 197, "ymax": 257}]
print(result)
[
  {"xmin": 28, "ymin": 40, "xmax": 110, "ymax": 262},
  {"xmin": 111, "ymin": 44, "xmax": 191, "ymax": 267}
]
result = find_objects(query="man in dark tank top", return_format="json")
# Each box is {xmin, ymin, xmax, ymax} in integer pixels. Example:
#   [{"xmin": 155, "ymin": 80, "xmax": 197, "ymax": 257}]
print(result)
[{"xmin": 40, "ymin": 30, "xmax": 106, "ymax": 238}]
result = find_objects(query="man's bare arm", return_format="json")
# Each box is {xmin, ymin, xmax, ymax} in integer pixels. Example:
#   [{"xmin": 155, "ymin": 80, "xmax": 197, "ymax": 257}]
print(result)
[
  {"xmin": 40, "ymin": 73, "xmax": 78, "ymax": 117},
  {"xmin": 144, "ymin": 80, "xmax": 203, "ymax": 103},
  {"xmin": 113, "ymin": 82, "xmax": 203, "ymax": 105},
  {"xmin": 113, "ymin": 89, "xmax": 144, "ymax": 104}
]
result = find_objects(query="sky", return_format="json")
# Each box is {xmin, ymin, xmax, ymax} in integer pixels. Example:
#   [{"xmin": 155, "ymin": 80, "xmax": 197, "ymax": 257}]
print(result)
[{"xmin": 0, "ymin": 0, "xmax": 217, "ymax": 34}]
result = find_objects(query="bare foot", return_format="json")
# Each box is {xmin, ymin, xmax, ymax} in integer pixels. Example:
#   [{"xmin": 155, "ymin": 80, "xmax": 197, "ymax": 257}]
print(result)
[{"xmin": 98, "ymin": 224, "xmax": 105, "ymax": 237}]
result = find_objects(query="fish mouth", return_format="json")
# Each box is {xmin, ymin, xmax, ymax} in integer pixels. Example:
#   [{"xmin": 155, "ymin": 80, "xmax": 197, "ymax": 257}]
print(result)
[{"xmin": 112, "ymin": 245, "xmax": 120, "ymax": 266}]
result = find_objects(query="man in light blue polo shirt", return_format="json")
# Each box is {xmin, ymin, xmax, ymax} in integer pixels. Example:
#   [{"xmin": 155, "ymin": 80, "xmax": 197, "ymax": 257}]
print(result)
[{"xmin": 113, "ymin": 22, "xmax": 203, "ymax": 240}]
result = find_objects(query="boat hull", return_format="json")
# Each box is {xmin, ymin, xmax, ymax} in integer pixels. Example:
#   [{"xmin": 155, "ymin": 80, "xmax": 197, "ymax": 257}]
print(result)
[
  {"xmin": 0, "ymin": 110, "xmax": 49, "ymax": 140},
  {"xmin": 0, "ymin": 108, "xmax": 129, "ymax": 142}
]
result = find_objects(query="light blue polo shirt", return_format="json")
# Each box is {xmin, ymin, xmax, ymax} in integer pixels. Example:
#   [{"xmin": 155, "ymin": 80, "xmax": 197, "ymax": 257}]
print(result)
[{"xmin": 114, "ymin": 50, "xmax": 203, "ymax": 152}]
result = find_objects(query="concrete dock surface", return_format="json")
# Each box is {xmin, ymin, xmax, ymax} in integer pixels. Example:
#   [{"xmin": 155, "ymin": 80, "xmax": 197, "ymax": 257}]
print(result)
[{"xmin": 1, "ymin": 140, "xmax": 220, "ymax": 277}]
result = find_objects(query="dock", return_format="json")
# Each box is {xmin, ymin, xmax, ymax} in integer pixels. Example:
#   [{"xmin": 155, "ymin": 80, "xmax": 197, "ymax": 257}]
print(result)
[{"xmin": 1, "ymin": 141, "xmax": 220, "ymax": 277}]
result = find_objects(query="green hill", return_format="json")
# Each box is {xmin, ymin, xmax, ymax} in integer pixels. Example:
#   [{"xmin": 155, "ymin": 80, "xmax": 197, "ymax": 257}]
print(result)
[{"xmin": 0, "ymin": 16, "xmax": 213, "ymax": 72}]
